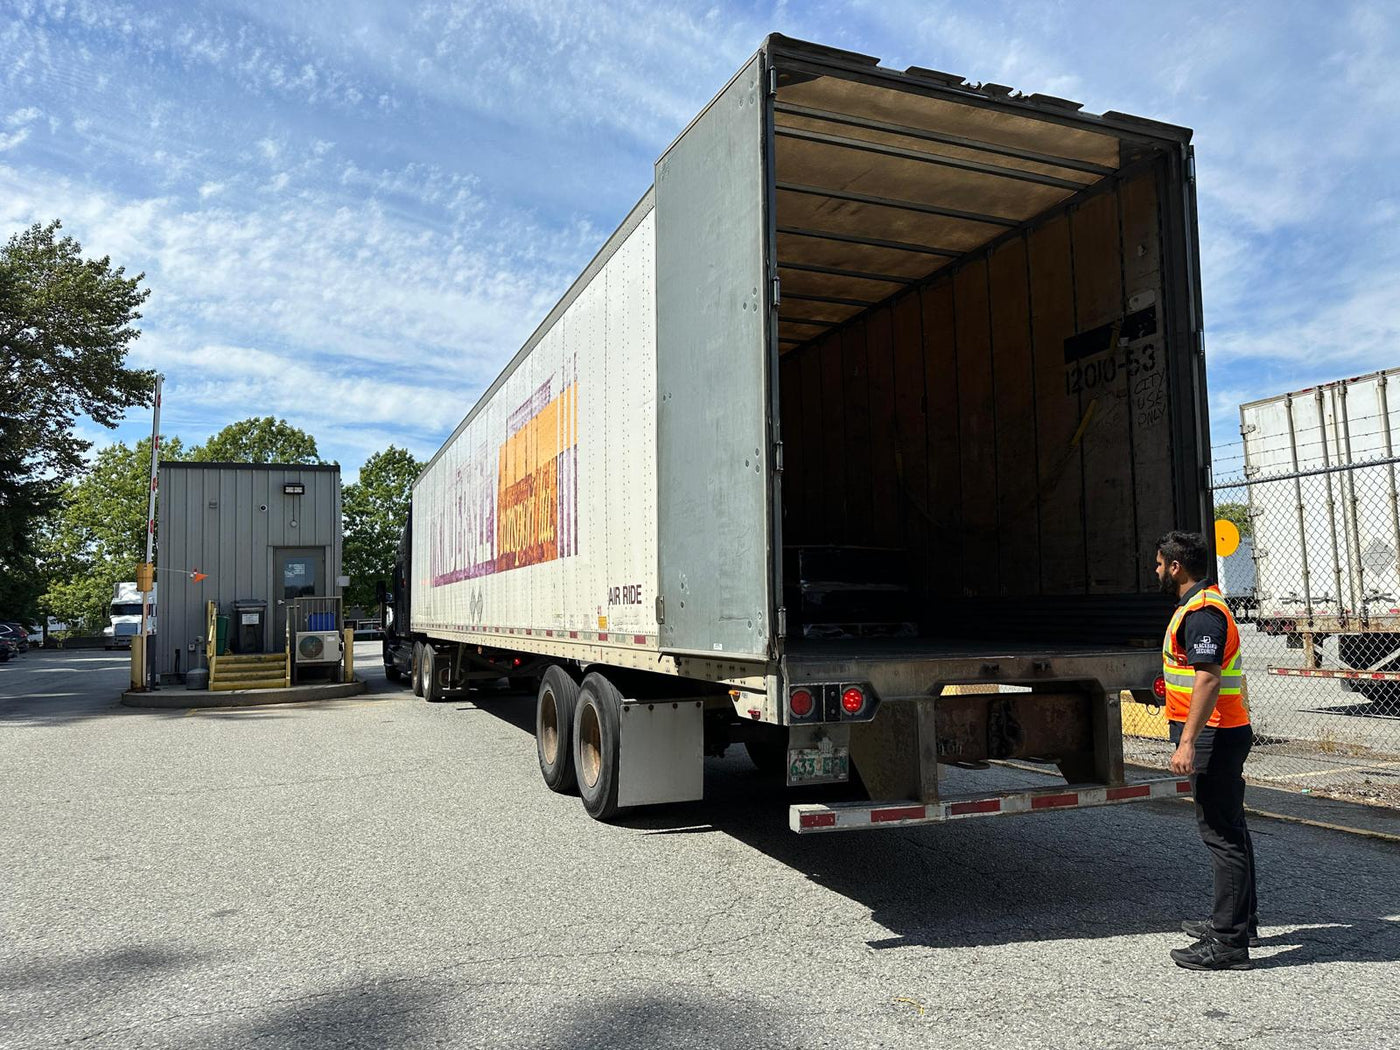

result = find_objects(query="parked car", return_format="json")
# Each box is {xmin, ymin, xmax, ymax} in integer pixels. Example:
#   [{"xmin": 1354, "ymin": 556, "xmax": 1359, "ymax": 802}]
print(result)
[
  {"xmin": 0, "ymin": 636, "xmax": 14, "ymax": 661},
  {"xmin": 0, "ymin": 623, "xmax": 27, "ymax": 654},
  {"xmin": 5, "ymin": 622, "xmax": 39, "ymax": 648}
]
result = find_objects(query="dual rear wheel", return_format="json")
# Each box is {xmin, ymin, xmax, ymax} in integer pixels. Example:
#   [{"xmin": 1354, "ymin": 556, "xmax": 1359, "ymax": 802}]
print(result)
[
  {"xmin": 411, "ymin": 641, "xmax": 451, "ymax": 702},
  {"xmin": 535, "ymin": 669, "xmax": 623, "ymax": 821}
]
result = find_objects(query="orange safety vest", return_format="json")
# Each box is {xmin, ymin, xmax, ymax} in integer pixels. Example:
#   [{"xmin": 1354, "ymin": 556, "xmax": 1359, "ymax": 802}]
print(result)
[{"xmin": 1162, "ymin": 584, "xmax": 1249, "ymax": 728}]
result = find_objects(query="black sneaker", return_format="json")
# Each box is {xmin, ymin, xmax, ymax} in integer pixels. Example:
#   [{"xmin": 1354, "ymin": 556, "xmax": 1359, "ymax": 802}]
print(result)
[
  {"xmin": 1171, "ymin": 937, "xmax": 1252, "ymax": 971},
  {"xmin": 1181, "ymin": 919, "xmax": 1260, "ymax": 948}
]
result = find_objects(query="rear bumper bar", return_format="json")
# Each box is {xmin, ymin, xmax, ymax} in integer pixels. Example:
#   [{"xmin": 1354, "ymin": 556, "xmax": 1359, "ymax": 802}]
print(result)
[{"xmin": 790, "ymin": 775, "xmax": 1191, "ymax": 833}]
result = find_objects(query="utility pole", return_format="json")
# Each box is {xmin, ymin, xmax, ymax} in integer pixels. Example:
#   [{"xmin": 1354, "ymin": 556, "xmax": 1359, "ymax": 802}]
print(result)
[{"xmin": 138, "ymin": 375, "xmax": 163, "ymax": 691}]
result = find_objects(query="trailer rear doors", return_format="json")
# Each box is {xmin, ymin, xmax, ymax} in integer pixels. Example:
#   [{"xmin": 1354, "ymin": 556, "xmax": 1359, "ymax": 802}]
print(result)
[{"xmin": 655, "ymin": 53, "xmax": 777, "ymax": 661}]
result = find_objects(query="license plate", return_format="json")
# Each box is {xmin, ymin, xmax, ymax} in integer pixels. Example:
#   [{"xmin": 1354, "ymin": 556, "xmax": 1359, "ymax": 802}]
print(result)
[{"xmin": 788, "ymin": 746, "xmax": 850, "ymax": 786}]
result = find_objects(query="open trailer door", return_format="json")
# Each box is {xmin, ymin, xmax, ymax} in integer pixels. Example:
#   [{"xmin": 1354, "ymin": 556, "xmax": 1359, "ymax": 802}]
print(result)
[{"xmin": 654, "ymin": 52, "xmax": 776, "ymax": 661}]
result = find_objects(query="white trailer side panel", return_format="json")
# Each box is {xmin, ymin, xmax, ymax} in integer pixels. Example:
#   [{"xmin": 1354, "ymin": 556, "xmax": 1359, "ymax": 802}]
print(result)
[
  {"xmin": 1242, "ymin": 369, "xmax": 1400, "ymax": 619},
  {"xmin": 412, "ymin": 209, "xmax": 660, "ymax": 650}
]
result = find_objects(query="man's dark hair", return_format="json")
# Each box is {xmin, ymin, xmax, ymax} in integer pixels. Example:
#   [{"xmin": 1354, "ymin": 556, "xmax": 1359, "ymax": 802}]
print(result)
[{"xmin": 1157, "ymin": 530, "xmax": 1210, "ymax": 579}]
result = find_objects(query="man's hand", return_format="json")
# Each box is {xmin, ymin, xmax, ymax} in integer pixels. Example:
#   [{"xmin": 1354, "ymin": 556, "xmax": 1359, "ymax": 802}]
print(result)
[{"xmin": 1170, "ymin": 742, "xmax": 1195, "ymax": 776}]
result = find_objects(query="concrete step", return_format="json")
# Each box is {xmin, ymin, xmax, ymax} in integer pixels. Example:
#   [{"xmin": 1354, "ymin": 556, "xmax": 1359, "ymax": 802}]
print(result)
[
  {"xmin": 217, "ymin": 653, "xmax": 289, "ymax": 666},
  {"xmin": 209, "ymin": 678, "xmax": 287, "ymax": 692},
  {"xmin": 214, "ymin": 669, "xmax": 288, "ymax": 682},
  {"xmin": 213, "ymin": 665, "xmax": 288, "ymax": 684}
]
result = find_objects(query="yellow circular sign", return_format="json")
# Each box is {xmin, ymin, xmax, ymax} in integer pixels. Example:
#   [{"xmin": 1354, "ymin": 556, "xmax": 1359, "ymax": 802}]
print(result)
[{"xmin": 1215, "ymin": 518, "xmax": 1241, "ymax": 558}]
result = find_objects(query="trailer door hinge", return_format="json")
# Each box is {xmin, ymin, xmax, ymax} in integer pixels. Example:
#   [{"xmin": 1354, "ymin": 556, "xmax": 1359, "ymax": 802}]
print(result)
[
  {"xmin": 655, "ymin": 595, "xmax": 665, "ymax": 625},
  {"xmin": 777, "ymin": 607, "xmax": 787, "ymax": 637},
  {"xmin": 771, "ymin": 275, "xmax": 781, "ymax": 308},
  {"xmin": 769, "ymin": 66, "xmax": 778, "ymax": 97},
  {"xmin": 774, "ymin": 440, "xmax": 784, "ymax": 475}
]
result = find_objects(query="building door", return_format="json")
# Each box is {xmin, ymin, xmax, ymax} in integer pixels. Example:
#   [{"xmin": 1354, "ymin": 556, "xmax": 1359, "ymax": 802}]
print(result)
[{"xmin": 273, "ymin": 548, "xmax": 325, "ymax": 650}]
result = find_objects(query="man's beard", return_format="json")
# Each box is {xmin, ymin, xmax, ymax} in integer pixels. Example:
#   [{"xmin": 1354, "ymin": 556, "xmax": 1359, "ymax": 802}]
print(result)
[{"xmin": 1158, "ymin": 570, "xmax": 1178, "ymax": 597}]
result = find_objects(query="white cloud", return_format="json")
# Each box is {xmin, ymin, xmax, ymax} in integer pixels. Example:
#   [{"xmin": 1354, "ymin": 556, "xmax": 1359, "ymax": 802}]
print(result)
[
  {"xmin": 0, "ymin": 128, "xmax": 32, "ymax": 151},
  {"xmin": 1209, "ymin": 275, "xmax": 1400, "ymax": 374},
  {"xmin": 0, "ymin": 153, "xmax": 583, "ymax": 462},
  {"xmin": 153, "ymin": 342, "xmax": 470, "ymax": 434}
]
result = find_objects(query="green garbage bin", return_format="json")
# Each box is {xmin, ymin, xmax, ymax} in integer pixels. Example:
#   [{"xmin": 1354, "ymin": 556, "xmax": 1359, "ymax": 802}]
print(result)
[{"xmin": 215, "ymin": 615, "xmax": 230, "ymax": 657}]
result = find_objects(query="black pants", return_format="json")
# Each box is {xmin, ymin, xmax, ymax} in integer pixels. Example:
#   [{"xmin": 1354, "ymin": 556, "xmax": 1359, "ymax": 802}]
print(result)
[{"xmin": 1170, "ymin": 721, "xmax": 1258, "ymax": 948}]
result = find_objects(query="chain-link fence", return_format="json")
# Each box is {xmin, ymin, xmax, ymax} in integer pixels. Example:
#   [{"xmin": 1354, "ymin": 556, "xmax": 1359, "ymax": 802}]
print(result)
[{"xmin": 1124, "ymin": 456, "xmax": 1400, "ymax": 807}]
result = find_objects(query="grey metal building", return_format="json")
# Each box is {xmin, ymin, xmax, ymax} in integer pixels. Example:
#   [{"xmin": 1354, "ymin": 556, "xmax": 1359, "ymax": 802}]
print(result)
[{"xmin": 154, "ymin": 462, "xmax": 343, "ymax": 680}]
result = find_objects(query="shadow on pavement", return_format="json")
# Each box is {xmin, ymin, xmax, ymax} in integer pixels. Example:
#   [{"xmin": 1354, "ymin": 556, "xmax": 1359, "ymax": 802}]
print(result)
[
  {"xmin": 1247, "ymin": 919, "xmax": 1400, "ymax": 969},
  {"xmin": 0, "ymin": 944, "xmax": 203, "ymax": 996},
  {"xmin": 464, "ymin": 686, "xmax": 537, "ymax": 734},
  {"xmin": 218, "ymin": 982, "xmax": 806, "ymax": 1050},
  {"xmin": 463, "ymin": 689, "xmax": 1400, "ymax": 960}
]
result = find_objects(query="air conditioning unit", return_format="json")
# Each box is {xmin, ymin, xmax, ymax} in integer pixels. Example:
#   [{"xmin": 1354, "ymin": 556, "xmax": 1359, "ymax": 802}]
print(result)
[{"xmin": 296, "ymin": 630, "xmax": 343, "ymax": 664}]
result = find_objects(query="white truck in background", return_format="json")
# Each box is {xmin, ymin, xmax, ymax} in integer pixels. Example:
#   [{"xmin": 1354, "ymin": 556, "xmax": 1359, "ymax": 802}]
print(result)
[
  {"xmin": 1216, "ymin": 534, "xmax": 1257, "ymax": 621},
  {"xmin": 1240, "ymin": 368, "xmax": 1400, "ymax": 703},
  {"xmin": 104, "ymin": 581, "xmax": 156, "ymax": 650}
]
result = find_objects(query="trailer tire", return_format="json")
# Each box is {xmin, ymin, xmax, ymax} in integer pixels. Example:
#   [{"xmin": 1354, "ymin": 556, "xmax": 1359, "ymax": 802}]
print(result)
[
  {"xmin": 744, "ymin": 739, "xmax": 787, "ymax": 778},
  {"xmin": 423, "ymin": 647, "xmax": 449, "ymax": 703},
  {"xmin": 574, "ymin": 672, "xmax": 623, "ymax": 820},
  {"xmin": 536, "ymin": 667, "xmax": 579, "ymax": 793},
  {"xmin": 411, "ymin": 642, "xmax": 425, "ymax": 697}
]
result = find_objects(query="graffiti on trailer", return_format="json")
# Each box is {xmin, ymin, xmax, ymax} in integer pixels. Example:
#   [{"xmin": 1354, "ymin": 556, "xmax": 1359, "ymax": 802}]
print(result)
[{"xmin": 429, "ymin": 361, "xmax": 580, "ymax": 587}]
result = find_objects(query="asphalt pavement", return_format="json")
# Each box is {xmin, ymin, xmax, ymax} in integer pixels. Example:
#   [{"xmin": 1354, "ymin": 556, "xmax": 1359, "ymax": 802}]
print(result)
[{"xmin": 2, "ymin": 644, "xmax": 1399, "ymax": 1049}]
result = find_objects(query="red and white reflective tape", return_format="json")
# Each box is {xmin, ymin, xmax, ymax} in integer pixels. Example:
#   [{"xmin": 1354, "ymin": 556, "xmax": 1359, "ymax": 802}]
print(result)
[
  {"xmin": 789, "ymin": 776, "xmax": 1192, "ymax": 833},
  {"xmin": 1268, "ymin": 666, "xmax": 1400, "ymax": 681}
]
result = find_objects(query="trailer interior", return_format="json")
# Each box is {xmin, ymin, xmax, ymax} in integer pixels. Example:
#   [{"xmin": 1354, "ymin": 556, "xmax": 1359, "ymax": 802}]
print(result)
[{"xmin": 770, "ymin": 40, "xmax": 1204, "ymax": 653}]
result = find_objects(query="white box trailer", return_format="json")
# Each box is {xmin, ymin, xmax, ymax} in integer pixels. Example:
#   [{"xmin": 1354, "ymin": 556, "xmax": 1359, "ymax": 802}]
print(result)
[
  {"xmin": 391, "ymin": 35, "xmax": 1212, "ymax": 828},
  {"xmin": 1240, "ymin": 368, "xmax": 1400, "ymax": 698}
]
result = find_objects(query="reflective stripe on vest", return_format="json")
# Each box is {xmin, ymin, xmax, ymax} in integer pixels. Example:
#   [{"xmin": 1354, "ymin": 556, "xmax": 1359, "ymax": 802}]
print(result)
[{"xmin": 1161, "ymin": 585, "xmax": 1249, "ymax": 728}]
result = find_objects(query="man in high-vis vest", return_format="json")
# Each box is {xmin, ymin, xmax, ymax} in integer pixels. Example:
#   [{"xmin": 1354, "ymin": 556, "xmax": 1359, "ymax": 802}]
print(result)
[{"xmin": 1155, "ymin": 530, "xmax": 1258, "ymax": 971}]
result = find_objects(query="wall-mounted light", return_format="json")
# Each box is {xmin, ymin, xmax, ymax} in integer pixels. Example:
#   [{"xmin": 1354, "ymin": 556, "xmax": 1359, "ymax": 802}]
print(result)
[{"xmin": 283, "ymin": 482, "xmax": 305, "ymax": 495}]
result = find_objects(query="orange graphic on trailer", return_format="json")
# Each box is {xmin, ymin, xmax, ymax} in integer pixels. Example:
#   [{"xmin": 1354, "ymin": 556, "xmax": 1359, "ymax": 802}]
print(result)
[{"xmin": 496, "ymin": 376, "xmax": 579, "ymax": 572}]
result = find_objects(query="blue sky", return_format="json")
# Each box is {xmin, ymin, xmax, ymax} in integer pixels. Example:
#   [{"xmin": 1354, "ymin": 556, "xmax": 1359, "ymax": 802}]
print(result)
[{"xmin": 2, "ymin": 0, "xmax": 1396, "ymax": 481}]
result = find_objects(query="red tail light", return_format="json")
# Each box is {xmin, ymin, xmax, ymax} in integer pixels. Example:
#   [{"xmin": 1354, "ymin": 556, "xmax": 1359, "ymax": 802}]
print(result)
[
  {"xmin": 513, "ymin": 658, "xmax": 521, "ymax": 667},
  {"xmin": 841, "ymin": 687, "xmax": 865, "ymax": 714},
  {"xmin": 789, "ymin": 688, "xmax": 814, "ymax": 718},
  {"xmin": 1152, "ymin": 675, "xmax": 1167, "ymax": 701}
]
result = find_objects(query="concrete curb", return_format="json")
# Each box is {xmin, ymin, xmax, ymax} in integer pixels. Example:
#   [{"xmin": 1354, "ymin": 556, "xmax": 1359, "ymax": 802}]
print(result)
[
  {"xmin": 121, "ymin": 679, "xmax": 368, "ymax": 709},
  {"xmin": 1126, "ymin": 761, "xmax": 1400, "ymax": 843},
  {"xmin": 996, "ymin": 759, "xmax": 1400, "ymax": 843}
]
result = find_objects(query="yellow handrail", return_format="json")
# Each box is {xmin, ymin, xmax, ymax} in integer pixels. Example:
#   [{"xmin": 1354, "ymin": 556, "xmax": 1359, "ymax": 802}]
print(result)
[{"xmin": 205, "ymin": 600, "xmax": 218, "ymax": 683}]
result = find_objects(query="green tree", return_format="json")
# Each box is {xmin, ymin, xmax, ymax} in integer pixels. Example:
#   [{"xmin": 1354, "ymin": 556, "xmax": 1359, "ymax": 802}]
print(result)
[
  {"xmin": 342, "ymin": 445, "xmax": 422, "ymax": 610},
  {"xmin": 1214, "ymin": 500, "xmax": 1253, "ymax": 540},
  {"xmin": 41, "ymin": 436, "xmax": 186, "ymax": 630},
  {"xmin": 190, "ymin": 416, "xmax": 323, "ymax": 464},
  {"xmin": 0, "ymin": 220, "xmax": 155, "ymax": 618}
]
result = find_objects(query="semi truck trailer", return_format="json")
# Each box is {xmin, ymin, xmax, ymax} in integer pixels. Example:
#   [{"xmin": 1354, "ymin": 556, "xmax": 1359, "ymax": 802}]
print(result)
[
  {"xmin": 104, "ymin": 581, "xmax": 156, "ymax": 650},
  {"xmin": 383, "ymin": 34, "xmax": 1210, "ymax": 830},
  {"xmin": 1239, "ymin": 368, "xmax": 1400, "ymax": 705}
]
